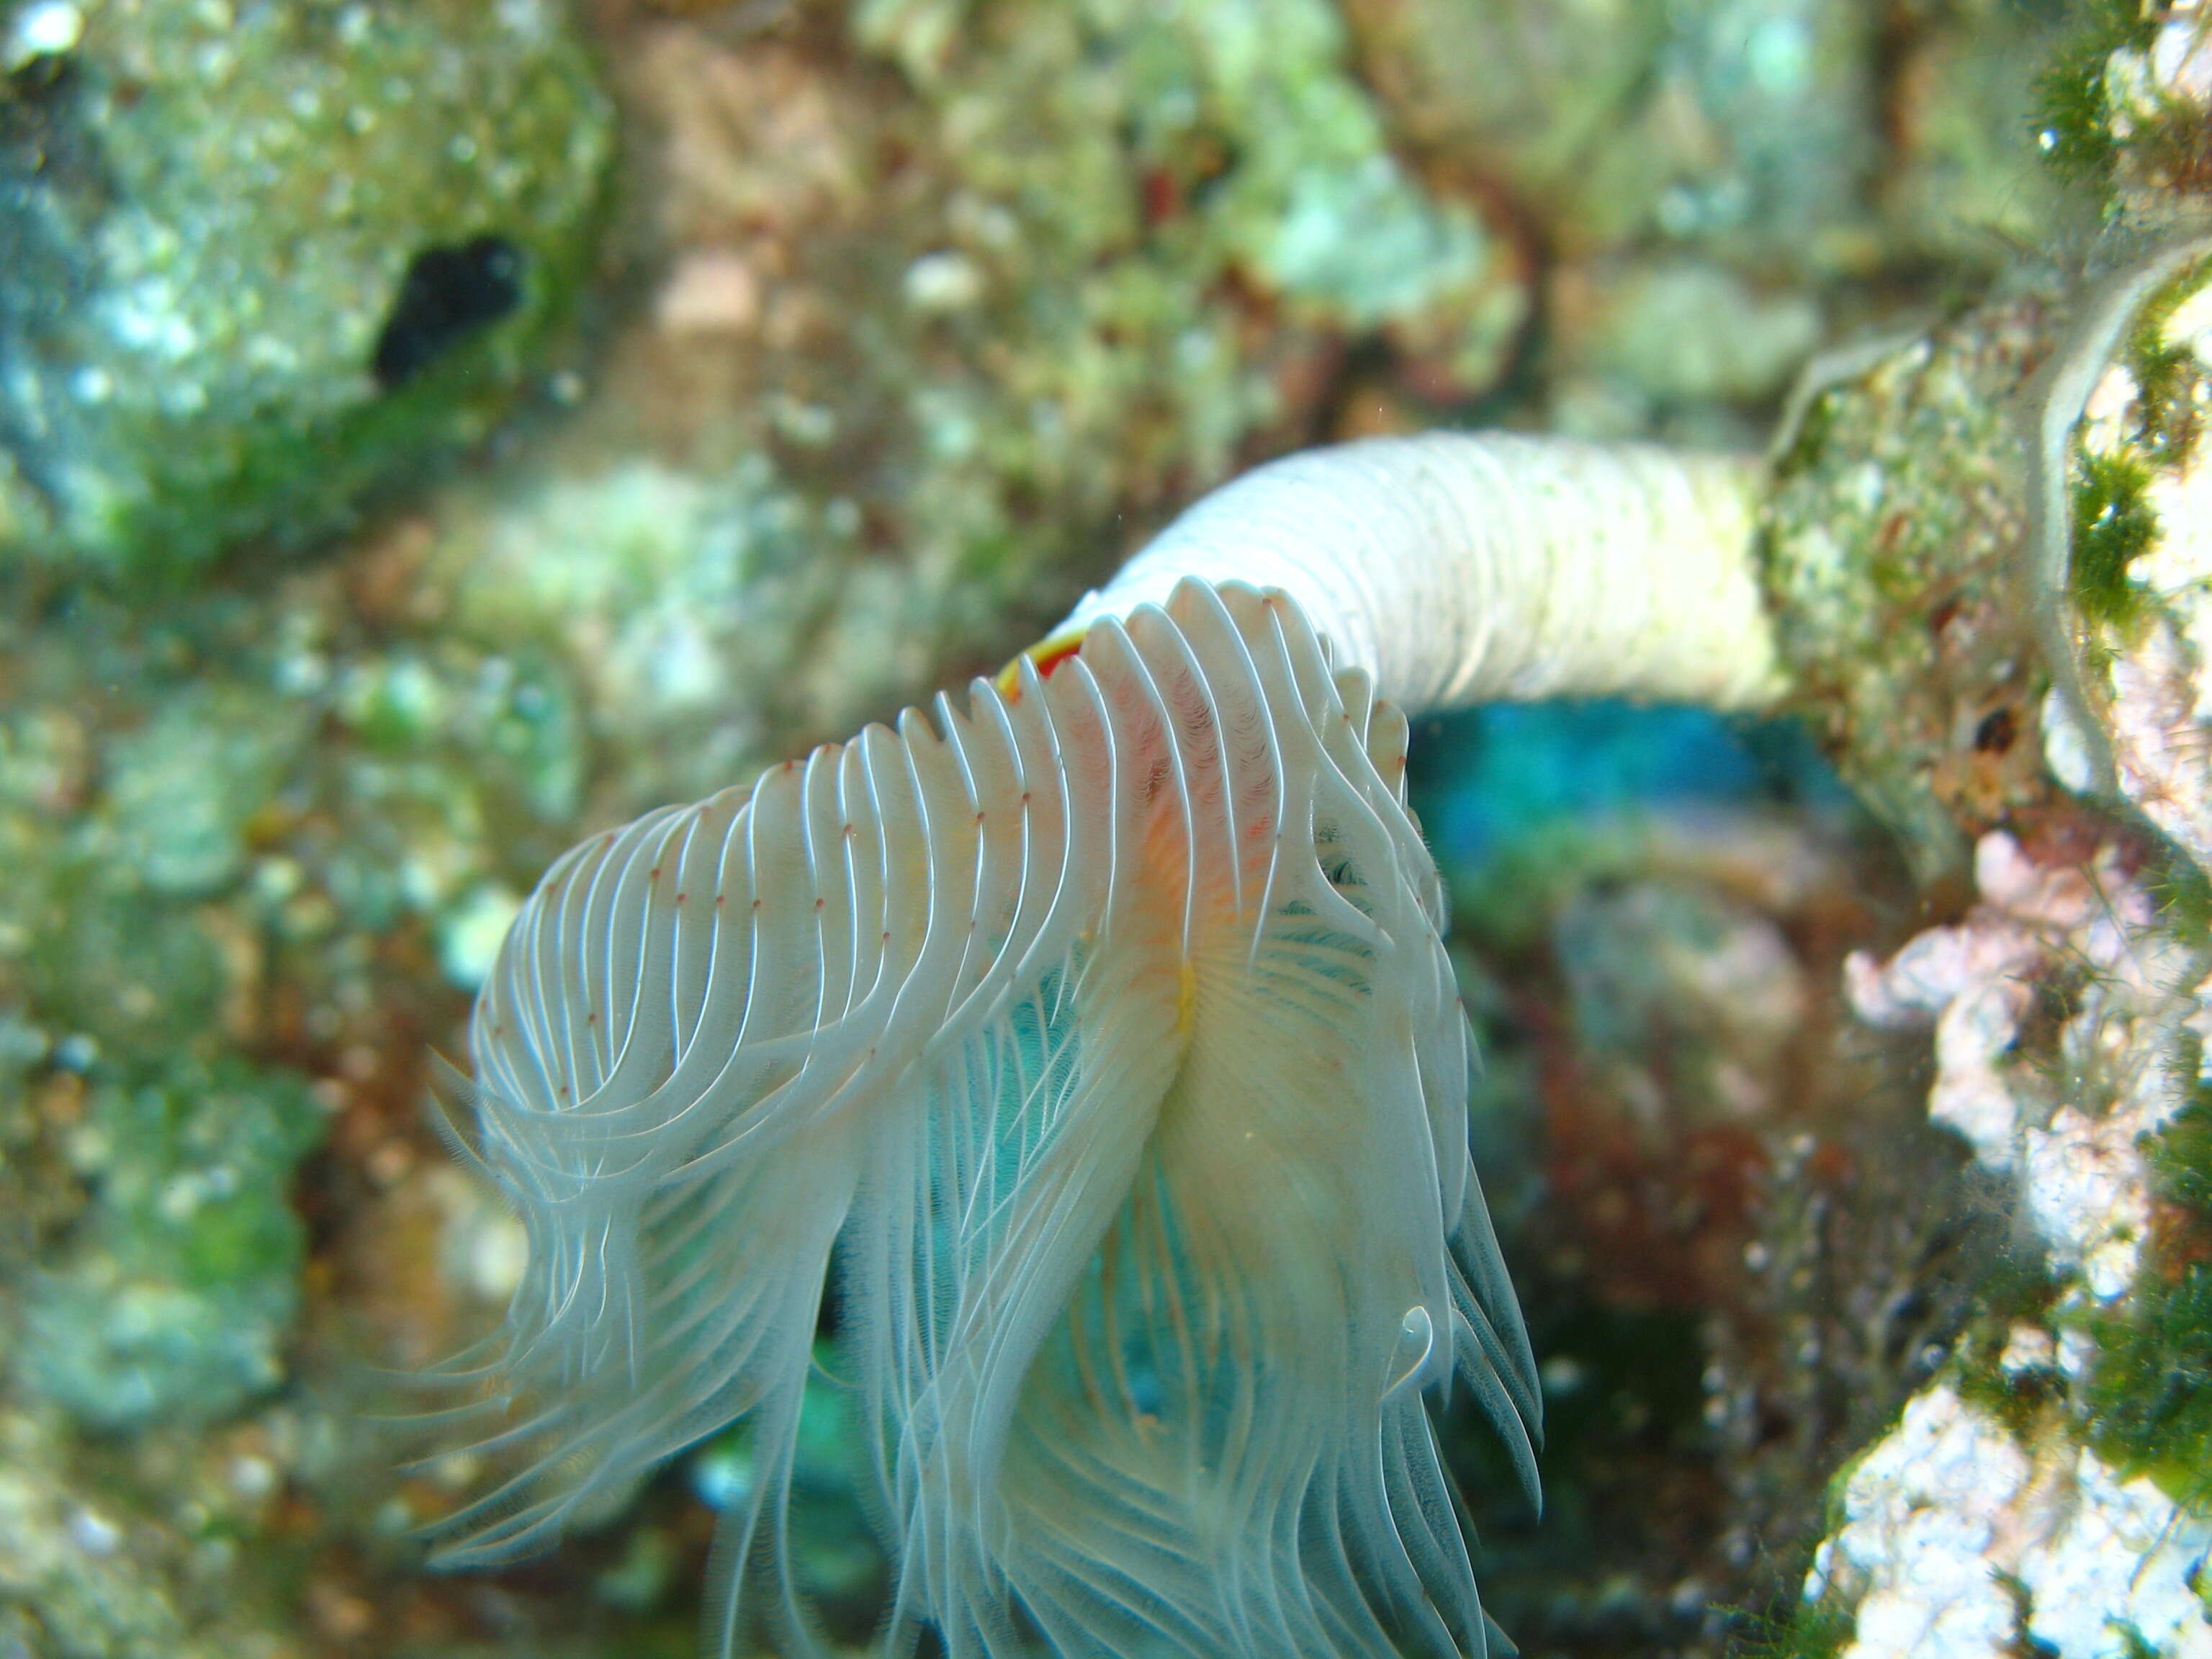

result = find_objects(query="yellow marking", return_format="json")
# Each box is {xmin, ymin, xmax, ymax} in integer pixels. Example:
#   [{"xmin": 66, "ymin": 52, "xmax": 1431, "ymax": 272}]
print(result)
[
  {"xmin": 1175, "ymin": 956, "xmax": 1199, "ymax": 1036},
  {"xmin": 994, "ymin": 626, "xmax": 1090, "ymax": 698}
]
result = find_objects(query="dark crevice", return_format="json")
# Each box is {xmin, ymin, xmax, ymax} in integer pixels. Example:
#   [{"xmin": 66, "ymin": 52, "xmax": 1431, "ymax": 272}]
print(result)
[{"xmin": 371, "ymin": 235, "xmax": 526, "ymax": 390}]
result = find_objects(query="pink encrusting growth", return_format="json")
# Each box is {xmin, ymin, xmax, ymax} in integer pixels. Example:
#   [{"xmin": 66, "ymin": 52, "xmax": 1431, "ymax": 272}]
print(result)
[{"xmin": 431, "ymin": 579, "xmax": 1540, "ymax": 1658}]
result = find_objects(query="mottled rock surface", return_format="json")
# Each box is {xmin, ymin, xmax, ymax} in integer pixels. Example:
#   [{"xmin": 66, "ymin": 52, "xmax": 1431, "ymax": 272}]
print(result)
[{"xmin": 0, "ymin": 0, "xmax": 613, "ymax": 576}]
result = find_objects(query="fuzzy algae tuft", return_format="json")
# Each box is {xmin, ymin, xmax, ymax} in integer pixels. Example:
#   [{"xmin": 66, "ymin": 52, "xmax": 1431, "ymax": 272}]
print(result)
[
  {"xmin": 2087, "ymin": 1079, "xmax": 2212, "ymax": 1513},
  {"xmin": 2033, "ymin": 0, "xmax": 2162, "ymax": 181},
  {"xmin": 2069, "ymin": 446, "xmax": 2161, "ymax": 632}
]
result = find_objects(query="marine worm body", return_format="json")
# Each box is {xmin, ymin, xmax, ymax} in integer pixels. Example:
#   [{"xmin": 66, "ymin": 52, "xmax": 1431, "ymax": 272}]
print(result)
[
  {"xmin": 1057, "ymin": 433, "xmax": 1780, "ymax": 714},
  {"xmin": 430, "ymin": 434, "xmax": 1776, "ymax": 1658}
]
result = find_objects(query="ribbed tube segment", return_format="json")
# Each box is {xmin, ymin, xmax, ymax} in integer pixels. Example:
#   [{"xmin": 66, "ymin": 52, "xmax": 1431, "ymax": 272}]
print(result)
[{"xmin": 1056, "ymin": 433, "xmax": 1779, "ymax": 715}]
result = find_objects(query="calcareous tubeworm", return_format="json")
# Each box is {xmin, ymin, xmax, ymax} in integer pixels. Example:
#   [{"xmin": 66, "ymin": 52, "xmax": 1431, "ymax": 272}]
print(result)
[{"xmin": 423, "ymin": 432, "xmax": 1779, "ymax": 1659}]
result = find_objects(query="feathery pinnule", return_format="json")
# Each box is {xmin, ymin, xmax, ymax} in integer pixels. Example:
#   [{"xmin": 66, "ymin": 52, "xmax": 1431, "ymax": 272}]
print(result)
[{"xmin": 427, "ymin": 577, "xmax": 1539, "ymax": 1658}]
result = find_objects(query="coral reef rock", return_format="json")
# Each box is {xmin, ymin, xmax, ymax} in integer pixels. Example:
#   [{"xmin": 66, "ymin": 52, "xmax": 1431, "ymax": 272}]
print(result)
[
  {"xmin": 0, "ymin": 0, "xmax": 612, "ymax": 576},
  {"xmin": 1810, "ymin": 1377, "xmax": 2212, "ymax": 1659}
]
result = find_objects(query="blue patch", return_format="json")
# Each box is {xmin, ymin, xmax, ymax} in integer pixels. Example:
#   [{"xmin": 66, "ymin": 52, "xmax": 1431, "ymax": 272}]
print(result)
[{"xmin": 1410, "ymin": 699, "xmax": 1851, "ymax": 870}]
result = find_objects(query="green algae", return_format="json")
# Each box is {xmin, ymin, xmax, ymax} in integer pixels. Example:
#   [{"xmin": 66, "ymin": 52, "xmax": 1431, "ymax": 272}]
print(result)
[
  {"xmin": 2071, "ymin": 447, "xmax": 2162, "ymax": 633},
  {"xmin": 2129, "ymin": 329, "xmax": 2204, "ymax": 465},
  {"xmin": 2034, "ymin": 0, "xmax": 2160, "ymax": 181},
  {"xmin": 2126, "ymin": 254, "xmax": 2212, "ymax": 466},
  {"xmin": 1760, "ymin": 298, "xmax": 2059, "ymax": 883},
  {"xmin": 2086, "ymin": 1082, "xmax": 2212, "ymax": 1510},
  {"xmin": 2149, "ymin": 854, "xmax": 2212, "ymax": 950},
  {"xmin": 0, "ymin": 0, "xmax": 613, "ymax": 579},
  {"xmin": 2059, "ymin": 253, "xmax": 2212, "ymax": 645},
  {"xmin": 17, "ymin": 1057, "xmax": 325, "ymax": 1429},
  {"xmin": 2034, "ymin": 0, "xmax": 2212, "ymax": 213},
  {"xmin": 2087, "ymin": 1255, "xmax": 2212, "ymax": 1509},
  {"xmin": 1733, "ymin": 1567, "xmax": 1856, "ymax": 1659}
]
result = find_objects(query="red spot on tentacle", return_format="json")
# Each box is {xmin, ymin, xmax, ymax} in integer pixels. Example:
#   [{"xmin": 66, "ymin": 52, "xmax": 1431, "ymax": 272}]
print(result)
[
  {"xmin": 994, "ymin": 630, "xmax": 1087, "ymax": 701},
  {"xmin": 1030, "ymin": 637, "xmax": 1083, "ymax": 679}
]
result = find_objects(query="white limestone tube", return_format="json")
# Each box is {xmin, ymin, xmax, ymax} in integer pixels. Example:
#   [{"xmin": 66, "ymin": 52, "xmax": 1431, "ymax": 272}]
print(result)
[{"xmin": 1054, "ymin": 431, "xmax": 1782, "ymax": 715}]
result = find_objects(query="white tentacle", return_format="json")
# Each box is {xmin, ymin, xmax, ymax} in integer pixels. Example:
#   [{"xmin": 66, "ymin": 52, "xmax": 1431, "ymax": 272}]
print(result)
[{"xmin": 428, "ymin": 430, "xmax": 1783, "ymax": 1659}]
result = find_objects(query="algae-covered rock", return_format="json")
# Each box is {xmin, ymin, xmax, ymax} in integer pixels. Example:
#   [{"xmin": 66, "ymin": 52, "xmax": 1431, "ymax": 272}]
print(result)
[
  {"xmin": 104, "ymin": 683, "xmax": 311, "ymax": 899},
  {"xmin": 1754, "ymin": 110, "xmax": 2212, "ymax": 1652},
  {"xmin": 2034, "ymin": 0, "xmax": 2212, "ymax": 218},
  {"xmin": 1566, "ymin": 260, "xmax": 1825, "ymax": 433},
  {"xmin": 2038, "ymin": 251, "xmax": 2212, "ymax": 878},
  {"xmin": 428, "ymin": 454, "xmax": 842, "ymax": 818},
  {"xmin": 835, "ymin": 0, "xmax": 1522, "ymax": 554},
  {"xmin": 0, "ymin": 0, "xmax": 613, "ymax": 577},
  {"xmin": 855, "ymin": 0, "xmax": 1514, "ymax": 369},
  {"xmin": 1352, "ymin": 0, "xmax": 2062, "ymax": 269},
  {"xmin": 1807, "ymin": 1375, "xmax": 2212, "ymax": 1659},
  {"xmin": 17, "ymin": 1058, "xmax": 325, "ymax": 1429},
  {"xmin": 1801, "ymin": 833, "xmax": 2212, "ymax": 1658},
  {"xmin": 1346, "ymin": 0, "xmax": 2064, "ymax": 443},
  {"xmin": 1342, "ymin": 0, "xmax": 1880, "ymax": 263},
  {"xmin": 1761, "ymin": 296, "xmax": 2062, "ymax": 884},
  {"xmin": 433, "ymin": 0, "xmax": 1532, "ymax": 838},
  {"xmin": 0, "ymin": 1402, "xmax": 320, "ymax": 1659},
  {"xmin": 0, "ymin": 639, "xmax": 314, "ymax": 1057},
  {"xmin": 1879, "ymin": 0, "xmax": 2069, "ymax": 266}
]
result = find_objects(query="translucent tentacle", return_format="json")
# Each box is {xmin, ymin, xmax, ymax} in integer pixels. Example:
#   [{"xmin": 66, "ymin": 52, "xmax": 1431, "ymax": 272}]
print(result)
[{"xmin": 423, "ymin": 579, "xmax": 1535, "ymax": 1658}]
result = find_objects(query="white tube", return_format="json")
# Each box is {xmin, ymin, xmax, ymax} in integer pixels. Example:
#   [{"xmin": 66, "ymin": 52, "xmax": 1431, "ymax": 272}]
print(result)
[{"xmin": 1055, "ymin": 432, "xmax": 1784, "ymax": 715}]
